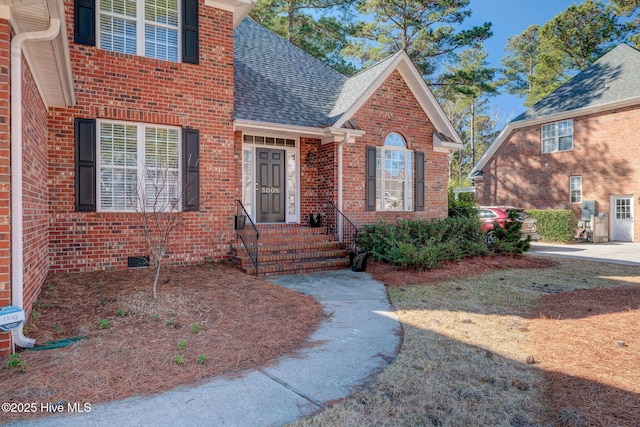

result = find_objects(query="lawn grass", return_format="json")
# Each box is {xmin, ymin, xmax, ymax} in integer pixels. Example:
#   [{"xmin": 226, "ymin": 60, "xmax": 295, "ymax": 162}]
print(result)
[{"xmin": 292, "ymin": 257, "xmax": 640, "ymax": 426}]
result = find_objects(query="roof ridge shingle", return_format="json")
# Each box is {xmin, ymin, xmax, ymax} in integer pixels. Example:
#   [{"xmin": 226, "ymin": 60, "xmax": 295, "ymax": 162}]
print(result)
[{"xmin": 512, "ymin": 42, "xmax": 640, "ymax": 123}]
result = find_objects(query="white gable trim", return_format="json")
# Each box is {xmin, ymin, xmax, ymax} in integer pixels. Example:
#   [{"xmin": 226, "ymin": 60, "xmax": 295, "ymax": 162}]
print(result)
[{"xmin": 333, "ymin": 50, "xmax": 463, "ymax": 148}]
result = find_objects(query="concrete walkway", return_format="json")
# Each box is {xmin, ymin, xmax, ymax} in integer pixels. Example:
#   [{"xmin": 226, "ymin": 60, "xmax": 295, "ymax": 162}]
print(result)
[
  {"xmin": 11, "ymin": 270, "xmax": 400, "ymax": 427},
  {"xmin": 529, "ymin": 241, "xmax": 640, "ymax": 266}
]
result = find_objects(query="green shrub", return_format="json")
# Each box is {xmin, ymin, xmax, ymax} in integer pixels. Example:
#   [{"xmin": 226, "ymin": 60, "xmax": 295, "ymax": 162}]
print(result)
[
  {"xmin": 357, "ymin": 215, "xmax": 521, "ymax": 271},
  {"xmin": 448, "ymin": 189, "xmax": 478, "ymax": 219},
  {"xmin": 489, "ymin": 209, "xmax": 531, "ymax": 254},
  {"xmin": 527, "ymin": 209, "xmax": 577, "ymax": 243}
]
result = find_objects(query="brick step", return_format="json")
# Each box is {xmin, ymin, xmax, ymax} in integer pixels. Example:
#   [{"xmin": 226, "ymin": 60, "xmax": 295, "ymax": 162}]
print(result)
[
  {"xmin": 255, "ymin": 226, "xmax": 328, "ymax": 237},
  {"xmin": 240, "ymin": 258, "xmax": 351, "ymax": 276},
  {"xmin": 232, "ymin": 248, "xmax": 348, "ymax": 267},
  {"xmin": 233, "ymin": 240, "xmax": 342, "ymax": 253},
  {"xmin": 232, "ymin": 225, "xmax": 351, "ymax": 276},
  {"xmin": 252, "ymin": 234, "xmax": 335, "ymax": 245}
]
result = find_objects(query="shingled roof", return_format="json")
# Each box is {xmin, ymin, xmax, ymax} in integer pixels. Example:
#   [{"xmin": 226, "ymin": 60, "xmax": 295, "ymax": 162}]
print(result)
[
  {"xmin": 234, "ymin": 19, "xmax": 346, "ymax": 127},
  {"xmin": 233, "ymin": 18, "xmax": 461, "ymax": 146},
  {"xmin": 512, "ymin": 43, "xmax": 640, "ymax": 123}
]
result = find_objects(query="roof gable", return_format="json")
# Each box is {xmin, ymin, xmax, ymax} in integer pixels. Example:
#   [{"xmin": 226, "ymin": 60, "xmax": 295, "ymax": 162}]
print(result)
[{"xmin": 234, "ymin": 19, "xmax": 461, "ymax": 145}]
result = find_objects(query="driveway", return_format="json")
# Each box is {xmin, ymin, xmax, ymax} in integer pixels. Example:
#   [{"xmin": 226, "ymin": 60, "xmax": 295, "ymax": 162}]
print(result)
[{"xmin": 529, "ymin": 242, "xmax": 640, "ymax": 266}]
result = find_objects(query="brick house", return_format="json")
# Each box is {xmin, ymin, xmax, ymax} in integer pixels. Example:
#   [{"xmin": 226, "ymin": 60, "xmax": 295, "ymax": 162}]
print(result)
[
  {"xmin": 0, "ymin": 0, "xmax": 460, "ymax": 354},
  {"xmin": 470, "ymin": 44, "xmax": 640, "ymax": 244}
]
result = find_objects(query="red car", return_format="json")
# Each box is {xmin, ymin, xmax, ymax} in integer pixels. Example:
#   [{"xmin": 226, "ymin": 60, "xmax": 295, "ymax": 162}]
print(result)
[{"xmin": 479, "ymin": 206, "xmax": 540, "ymax": 241}]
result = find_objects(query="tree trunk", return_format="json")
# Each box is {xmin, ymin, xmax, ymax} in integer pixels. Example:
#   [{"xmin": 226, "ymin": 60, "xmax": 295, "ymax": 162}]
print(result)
[{"xmin": 152, "ymin": 261, "xmax": 161, "ymax": 299}]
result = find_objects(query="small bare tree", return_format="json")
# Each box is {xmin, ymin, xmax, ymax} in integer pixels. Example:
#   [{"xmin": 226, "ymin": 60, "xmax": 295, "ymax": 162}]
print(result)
[{"xmin": 134, "ymin": 155, "xmax": 198, "ymax": 299}]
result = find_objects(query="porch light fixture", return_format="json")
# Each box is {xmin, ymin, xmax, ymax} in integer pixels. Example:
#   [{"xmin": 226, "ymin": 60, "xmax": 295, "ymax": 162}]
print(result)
[{"xmin": 306, "ymin": 151, "xmax": 316, "ymax": 167}]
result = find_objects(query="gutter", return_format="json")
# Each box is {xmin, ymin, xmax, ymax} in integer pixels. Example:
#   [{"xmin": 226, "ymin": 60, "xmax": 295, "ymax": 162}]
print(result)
[
  {"xmin": 10, "ymin": 17, "xmax": 61, "ymax": 349},
  {"xmin": 336, "ymin": 132, "xmax": 350, "ymax": 243}
]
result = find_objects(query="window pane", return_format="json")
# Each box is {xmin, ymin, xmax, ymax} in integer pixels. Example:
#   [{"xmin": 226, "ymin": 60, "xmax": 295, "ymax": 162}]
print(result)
[
  {"xmin": 145, "ymin": 0, "xmax": 179, "ymax": 26},
  {"xmin": 145, "ymin": 169, "xmax": 179, "ymax": 211},
  {"xmin": 242, "ymin": 149, "xmax": 253, "ymax": 216},
  {"xmin": 541, "ymin": 124, "xmax": 555, "ymax": 139},
  {"xmin": 100, "ymin": 123, "xmax": 138, "ymax": 211},
  {"xmin": 101, "ymin": 0, "xmax": 137, "ymax": 16},
  {"xmin": 558, "ymin": 135, "xmax": 573, "ymax": 151},
  {"xmin": 144, "ymin": 0, "xmax": 179, "ymax": 61},
  {"xmin": 145, "ymin": 25, "xmax": 179, "ymax": 62},
  {"xmin": 145, "ymin": 127, "xmax": 179, "ymax": 168},
  {"xmin": 385, "ymin": 133, "xmax": 406, "ymax": 148},
  {"xmin": 100, "ymin": 168, "xmax": 137, "ymax": 210},
  {"xmin": 288, "ymin": 152, "xmax": 296, "ymax": 216},
  {"xmin": 570, "ymin": 176, "xmax": 582, "ymax": 203},
  {"xmin": 384, "ymin": 149, "xmax": 405, "ymax": 211},
  {"xmin": 99, "ymin": 15, "xmax": 137, "ymax": 54},
  {"xmin": 144, "ymin": 127, "xmax": 180, "ymax": 210}
]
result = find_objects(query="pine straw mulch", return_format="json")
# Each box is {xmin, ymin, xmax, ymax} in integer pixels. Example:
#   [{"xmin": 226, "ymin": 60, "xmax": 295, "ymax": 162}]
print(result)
[
  {"xmin": 529, "ymin": 286, "xmax": 640, "ymax": 426},
  {"xmin": 366, "ymin": 253, "xmax": 558, "ymax": 286},
  {"xmin": 0, "ymin": 263, "xmax": 324, "ymax": 423}
]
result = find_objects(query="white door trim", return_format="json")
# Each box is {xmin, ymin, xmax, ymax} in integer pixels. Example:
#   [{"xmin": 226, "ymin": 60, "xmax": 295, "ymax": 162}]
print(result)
[{"xmin": 610, "ymin": 195, "xmax": 634, "ymax": 242}]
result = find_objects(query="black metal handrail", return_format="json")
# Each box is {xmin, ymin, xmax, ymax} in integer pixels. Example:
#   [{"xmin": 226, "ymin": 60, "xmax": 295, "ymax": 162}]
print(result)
[
  {"xmin": 235, "ymin": 200, "xmax": 259, "ymax": 275},
  {"xmin": 324, "ymin": 201, "xmax": 358, "ymax": 253}
]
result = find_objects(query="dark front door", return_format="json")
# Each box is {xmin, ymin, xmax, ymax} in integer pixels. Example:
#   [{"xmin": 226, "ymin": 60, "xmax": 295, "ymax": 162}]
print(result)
[{"xmin": 256, "ymin": 148, "xmax": 286, "ymax": 223}]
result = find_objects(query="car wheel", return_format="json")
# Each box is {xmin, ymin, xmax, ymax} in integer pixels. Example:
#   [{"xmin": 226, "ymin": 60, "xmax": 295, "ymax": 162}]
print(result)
[{"xmin": 485, "ymin": 231, "xmax": 496, "ymax": 246}]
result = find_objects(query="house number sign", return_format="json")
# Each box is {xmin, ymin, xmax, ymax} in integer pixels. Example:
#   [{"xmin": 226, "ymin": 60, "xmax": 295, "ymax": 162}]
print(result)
[
  {"xmin": 0, "ymin": 306, "xmax": 26, "ymax": 331},
  {"xmin": 261, "ymin": 187, "xmax": 280, "ymax": 194}
]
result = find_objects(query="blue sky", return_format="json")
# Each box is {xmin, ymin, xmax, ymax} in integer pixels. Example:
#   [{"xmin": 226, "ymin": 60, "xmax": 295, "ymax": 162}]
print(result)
[{"xmin": 466, "ymin": 0, "xmax": 580, "ymax": 124}]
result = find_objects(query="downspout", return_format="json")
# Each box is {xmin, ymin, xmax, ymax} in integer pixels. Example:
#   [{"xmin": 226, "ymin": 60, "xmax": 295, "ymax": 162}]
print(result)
[
  {"xmin": 336, "ymin": 132, "xmax": 350, "ymax": 243},
  {"xmin": 10, "ymin": 17, "xmax": 61, "ymax": 349}
]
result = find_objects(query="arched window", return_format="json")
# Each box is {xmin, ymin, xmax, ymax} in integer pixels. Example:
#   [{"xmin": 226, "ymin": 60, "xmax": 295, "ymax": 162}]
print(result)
[{"xmin": 376, "ymin": 133, "xmax": 414, "ymax": 211}]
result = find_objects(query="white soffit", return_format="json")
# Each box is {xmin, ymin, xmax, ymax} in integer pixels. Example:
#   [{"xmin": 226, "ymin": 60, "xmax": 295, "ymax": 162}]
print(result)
[
  {"xmin": 5, "ymin": 0, "xmax": 74, "ymax": 108},
  {"xmin": 205, "ymin": 0, "xmax": 254, "ymax": 27}
]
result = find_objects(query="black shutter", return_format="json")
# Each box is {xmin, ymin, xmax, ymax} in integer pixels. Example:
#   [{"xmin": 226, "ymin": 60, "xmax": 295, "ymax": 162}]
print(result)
[
  {"xmin": 74, "ymin": 0, "xmax": 96, "ymax": 46},
  {"xmin": 415, "ymin": 151, "xmax": 425, "ymax": 211},
  {"xmin": 183, "ymin": 128, "xmax": 200, "ymax": 211},
  {"xmin": 182, "ymin": 0, "xmax": 199, "ymax": 64},
  {"xmin": 365, "ymin": 146, "xmax": 377, "ymax": 211},
  {"xmin": 75, "ymin": 118, "xmax": 96, "ymax": 211}
]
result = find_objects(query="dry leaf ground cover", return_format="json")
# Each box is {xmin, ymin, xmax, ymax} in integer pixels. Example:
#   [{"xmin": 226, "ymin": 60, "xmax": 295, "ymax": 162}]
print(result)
[
  {"xmin": 0, "ymin": 263, "xmax": 324, "ymax": 423},
  {"xmin": 294, "ymin": 256, "xmax": 640, "ymax": 426}
]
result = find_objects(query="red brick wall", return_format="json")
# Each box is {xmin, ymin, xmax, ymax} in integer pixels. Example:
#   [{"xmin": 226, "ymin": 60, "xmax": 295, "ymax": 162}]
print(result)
[
  {"xmin": 22, "ymin": 55, "xmax": 49, "ymax": 320},
  {"xmin": 48, "ymin": 1, "xmax": 238, "ymax": 272},
  {"xmin": 343, "ymin": 70, "xmax": 449, "ymax": 226},
  {"xmin": 476, "ymin": 105, "xmax": 640, "ymax": 242},
  {"xmin": 0, "ymin": 20, "xmax": 11, "ymax": 355}
]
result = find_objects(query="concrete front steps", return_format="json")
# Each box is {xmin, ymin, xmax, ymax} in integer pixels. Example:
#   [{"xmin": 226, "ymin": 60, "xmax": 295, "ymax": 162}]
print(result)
[{"xmin": 231, "ymin": 224, "xmax": 350, "ymax": 276}]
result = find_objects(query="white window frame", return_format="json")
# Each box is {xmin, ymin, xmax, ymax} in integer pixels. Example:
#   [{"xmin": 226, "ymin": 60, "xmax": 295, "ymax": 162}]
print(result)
[
  {"xmin": 97, "ymin": 120, "xmax": 182, "ymax": 213},
  {"xmin": 541, "ymin": 119, "xmax": 573, "ymax": 154},
  {"xmin": 570, "ymin": 175, "xmax": 582, "ymax": 204},
  {"xmin": 376, "ymin": 133, "xmax": 414, "ymax": 212},
  {"xmin": 97, "ymin": 0, "xmax": 181, "ymax": 62}
]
